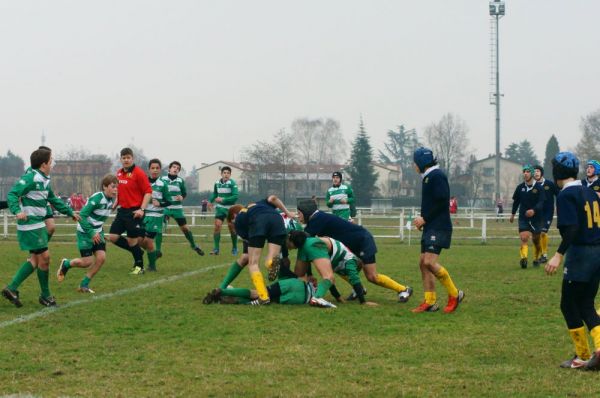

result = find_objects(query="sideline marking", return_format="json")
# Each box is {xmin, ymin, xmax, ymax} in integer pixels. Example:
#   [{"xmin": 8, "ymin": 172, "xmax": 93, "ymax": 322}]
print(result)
[{"xmin": 0, "ymin": 263, "xmax": 228, "ymax": 330}]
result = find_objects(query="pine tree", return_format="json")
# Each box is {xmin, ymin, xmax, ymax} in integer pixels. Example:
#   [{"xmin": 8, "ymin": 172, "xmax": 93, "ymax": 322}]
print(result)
[
  {"xmin": 543, "ymin": 135, "xmax": 560, "ymax": 181},
  {"xmin": 347, "ymin": 118, "xmax": 379, "ymax": 206}
]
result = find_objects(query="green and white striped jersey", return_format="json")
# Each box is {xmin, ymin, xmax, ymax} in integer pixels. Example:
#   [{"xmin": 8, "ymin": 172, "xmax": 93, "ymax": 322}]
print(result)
[
  {"xmin": 161, "ymin": 175, "xmax": 187, "ymax": 210},
  {"xmin": 77, "ymin": 191, "xmax": 114, "ymax": 235},
  {"xmin": 8, "ymin": 169, "xmax": 73, "ymax": 232},
  {"xmin": 327, "ymin": 237, "xmax": 356, "ymax": 272},
  {"xmin": 209, "ymin": 178, "xmax": 238, "ymax": 209},
  {"xmin": 326, "ymin": 184, "xmax": 355, "ymax": 213},
  {"xmin": 146, "ymin": 177, "xmax": 169, "ymax": 217}
]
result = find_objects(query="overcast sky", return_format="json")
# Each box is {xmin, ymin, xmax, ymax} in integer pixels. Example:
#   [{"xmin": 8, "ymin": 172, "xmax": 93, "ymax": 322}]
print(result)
[{"xmin": 1, "ymin": 0, "xmax": 598, "ymax": 172}]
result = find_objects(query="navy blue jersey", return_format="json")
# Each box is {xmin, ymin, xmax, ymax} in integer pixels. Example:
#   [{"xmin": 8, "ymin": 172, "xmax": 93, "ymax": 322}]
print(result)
[
  {"xmin": 420, "ymin": 167, "xmax": 452, "ymax": 231},
  {"xmin": 557, "ymin": 182, "xmax": 600, "ymax": 246},
  {"xmin": 234, "ymin": 199, "xmax": 277, "ymax": 240},
  {"xmin": 511, "ymin": 181, "xmax": 546, "ymax": 220},
  {"xmin": 304, "ymin": 211, "xmax": 371, "ymax": 255},
  {"xmin": 538, "ymin": 178, "xmax": 559, "ymax": 221},
  {"xmin": 582, "ymin": 177, "xmax": 600, "ymax": 194}
]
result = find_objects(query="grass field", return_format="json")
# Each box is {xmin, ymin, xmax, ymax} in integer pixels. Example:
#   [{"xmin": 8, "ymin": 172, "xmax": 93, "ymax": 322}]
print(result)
[{"xmin": 1, "ymin": 226, "xmax": 600, "ymax": 397}]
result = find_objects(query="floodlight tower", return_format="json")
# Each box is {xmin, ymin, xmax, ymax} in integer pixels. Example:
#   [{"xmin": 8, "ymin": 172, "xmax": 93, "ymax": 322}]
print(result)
[{"xmin": 489, "ymin": 0, "xmax": 505, "ymax": 201}]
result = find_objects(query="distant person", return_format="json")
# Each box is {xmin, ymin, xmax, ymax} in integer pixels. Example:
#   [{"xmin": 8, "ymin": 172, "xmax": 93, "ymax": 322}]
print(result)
[
  {"xmin": 326, "ymin": 171, "xmax": 354, "ymax": 221},
  {"xmin": 534, "ymin": 165, "xmax": 559, "ymax": 264},
  {"xmin": 582, "ymin": 160, "xmax": 600, "ymax": 192},
  {"xmin": 201, "ymin": 198, "xmax": 209, "ymax": 215},
  {"xmin": 496, "ymin": 197, "xmax": 504, "ymax": 222},
  {"xmin": 449, "ymin": 196, "xmax": 458, "ymax": 225},
  {"xmin": 510, "ymin": 164, "xmax": 546, "ymax": 269},
  {"xmin": 209, "ymin": 166, "xmax": 239, "ymax": 255}
]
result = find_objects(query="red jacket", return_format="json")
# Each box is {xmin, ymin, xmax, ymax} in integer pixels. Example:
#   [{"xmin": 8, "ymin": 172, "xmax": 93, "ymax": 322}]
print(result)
[{"xmin": 116, "ymin": 165, "xmax": 152, "ymax": 209}]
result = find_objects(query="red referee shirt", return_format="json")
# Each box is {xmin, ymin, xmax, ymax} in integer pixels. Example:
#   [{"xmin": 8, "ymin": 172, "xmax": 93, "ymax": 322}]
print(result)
[{"xmin": 116, "ymin": 165, "xmax": 152, "ymax": 209}]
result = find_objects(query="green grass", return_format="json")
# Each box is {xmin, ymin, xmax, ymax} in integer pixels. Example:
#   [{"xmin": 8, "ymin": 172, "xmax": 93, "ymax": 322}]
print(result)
[{"xmin": 1, "ymin": 232, "xmax": 600, "ymax": 397}]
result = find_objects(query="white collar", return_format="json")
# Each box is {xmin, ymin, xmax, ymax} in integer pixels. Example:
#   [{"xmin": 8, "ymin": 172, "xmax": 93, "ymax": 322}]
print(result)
[
  {"xmin": 422, "ymin": 165, "xmax": 440, "ymax": 179},
  {"xmin": 563, "ymin": 179, "xmax": 582, "ymax": 189}
]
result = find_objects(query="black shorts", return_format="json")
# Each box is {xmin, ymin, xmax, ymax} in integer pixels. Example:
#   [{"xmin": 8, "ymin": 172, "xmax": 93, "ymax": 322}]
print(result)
[
  {"xmin": 145, "ymin": 231, "xmax": 157, "ymax": 239},
  {"xmin": 242, "ymin": 240, "xmax": 248, "ymax": 254},
  {"xmin": 174, "ymin": 217, "xmax": 187, "ymax": 227},
  {"xmin": 356, "ymin": 232, "xmax": 378, "ymax": 264},
  {"xmin": 110, "ymin": 208, "xmax": 145, "ymax": 238},
  {"xmin": 80, "ymin": 242, "xmax": 106, "ymax": 258},
  {"xmin": 564, "ymin": 245, "xmax": 600, "ymax": 283},
  {"xmin": 29, "ymin": 247, "xmax": 48, "ymax": 255},
  {"xmin": 215, "ymin": 214, "xmax": 226, "ymax": 221},
  {"xmin": 518, "ymin": 217, "xmax": 542, "ymax": 233},
  {"xmin": 421, "ymin": 229, "xmax": 452, "ymax": 255},
  {"xmin": 248, "ymin": 212, "xmax": 286, "ymax": 243},
  {"xmin": 248, "ymin": 234, "xmax": 286, "ymax": 248}
]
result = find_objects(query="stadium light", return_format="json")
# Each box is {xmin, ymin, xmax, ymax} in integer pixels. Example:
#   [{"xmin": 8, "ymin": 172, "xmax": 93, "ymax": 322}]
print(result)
[{"xmin": 489, "ymin": 0, "xmax": 505, "ymax": 202}]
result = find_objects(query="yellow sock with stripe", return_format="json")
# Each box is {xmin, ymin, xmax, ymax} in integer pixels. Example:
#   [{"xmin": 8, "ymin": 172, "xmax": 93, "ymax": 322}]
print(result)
[
  {"xmin": 434, "ymin": 266, "xmax": 459, "ymax": 298},
  {"xmin": 424, "ymin": 291, "xmax": 437, "ymax": 305},
  {"xmin": 374, "ymin": 274, "xmax": 406, "ymax": 293},
  {"xmin": 590, "ymin": 326, "xmax": 600, "ymax": 354},
  {"xmin": 519, "ymin": 244, "xmax": 528, "ymax": 259},
  {"xmin": 569, "ymin": 327, "xmax": 591, "ymax": 360},
  {"xmin": 250, "ymin": 271, "xmax": 269, "ymax": 301},
  {"xmin": 541, "ymin": 233, "xmax": 548, "ymax": 255}
]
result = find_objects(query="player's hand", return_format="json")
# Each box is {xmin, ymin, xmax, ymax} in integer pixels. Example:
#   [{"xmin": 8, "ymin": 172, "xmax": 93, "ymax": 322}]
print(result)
[
  {"xmin": 413, "ymin": 216, "xmax": 425, "ymax": 230},
  {"xmin": 92, "ymin": 233, "xmax": 101, "ymax": 244},
  {"xmin": 509, "ymin": 214, "xmax": 515, "ymax": 223},
  {"xmin": 363, "ymin": 301, "xmax": 379, "ymax": 307},
  {"xmin": 286, "ymin": 211, "xmax": 296, "ymax": 219},
  {"xmin": 175, "ymin": 195, "xmax": 183, "ymax": 201},
  {"xmin": 340, "ymin": 198, "xmax": 347, "ymax": 204},
  {"xmin": 16, "ymin": 212, "xmax": 27, "ymax": 221},
  {"xmin": 525, "ymin": 209, "xmax": 535, "ymax": 218},
  {"xmin": 215, "ymin": 197, "xmax": 223, "ymax": 203},
  {"xmin": 152, "ymin": 199, "xmax": 160, "ymax": 207},
  {"xmin": 328, "ymin": 198, "xmax": 334, "ymax": 204},
  {"xmin": 545, "ymin": 254, "xmax": 562, "ymax": 275},
  {"xmin": 133, "ymin": 209, "xmax": 144, "ymax": 219},
  {"xmin": 72, "ymin": 213, "xmax": 81, "ymax": 222}
]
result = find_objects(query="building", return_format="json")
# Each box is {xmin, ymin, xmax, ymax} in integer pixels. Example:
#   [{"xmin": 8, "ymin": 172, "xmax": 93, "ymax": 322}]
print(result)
[
  {"xmin": 52, "ymin": 159, "xmax": 113, "ymax": 198},
  {"xmin": 196, "ymin": 161, "xmax": 254, "ymax": 194}
]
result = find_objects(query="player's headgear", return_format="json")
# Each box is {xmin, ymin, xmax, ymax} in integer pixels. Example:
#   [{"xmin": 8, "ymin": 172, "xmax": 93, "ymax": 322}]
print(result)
[
  {"xmin": 586, "ymin": 160, "xmax": 600, "ymax": 176},
  {"xmin": 297, "ymin": 199, "xmax": 318, "ymax": 221},
  {"xmin": 552, "ymin": 152, "xmax": 579, "ymax": 181},
  {"xmin": 533, "ymin": 165, "xmax": 544, "ymax": 176},
  {"xmin": 522, "ymin": 164, "xmax": 535, "ymax": 174},
  {"xmin": 332, "ymin": 171, "xmax": 343, "ymax": 181},
  {"xmin": 413, "ymin": 147, "xmax": 436, "ymax": 173}
]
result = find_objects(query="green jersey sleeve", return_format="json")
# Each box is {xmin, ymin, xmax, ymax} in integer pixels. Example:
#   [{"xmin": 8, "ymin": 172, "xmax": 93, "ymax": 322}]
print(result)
[{"xmin": 298, "ymin": 238, "xmax": 329, "ymax": 262}]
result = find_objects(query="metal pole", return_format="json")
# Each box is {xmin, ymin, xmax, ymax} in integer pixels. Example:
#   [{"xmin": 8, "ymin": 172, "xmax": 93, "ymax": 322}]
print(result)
[{"xmin": 495, "ymin": 13, "xmax": 501, "ymax": 201}]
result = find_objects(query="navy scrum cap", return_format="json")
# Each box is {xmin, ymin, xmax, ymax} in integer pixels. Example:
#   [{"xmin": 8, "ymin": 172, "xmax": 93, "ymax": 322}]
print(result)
[
  {"xmin": 413, "ymin": 147, "xmax": 435, "ymax": 172},
  {"xmin": 332, "ymin": 171, "xmax": 342, "ymax": 180},
  {"xmin": 552, "ymin": 151, "xmax": 579, "ymax": 181},
  {"xmin": 297, "ymin": 199, "xmax": 318, "ymax": 220}
]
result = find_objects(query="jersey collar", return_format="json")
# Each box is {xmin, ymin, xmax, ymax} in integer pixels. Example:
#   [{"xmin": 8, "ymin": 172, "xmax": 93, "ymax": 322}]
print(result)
[
  {"xmin": 564, "ymin": 179, "xmax": 582, "ymax": 189},
  {"xmin": 422, "ymin": 165, "xmax": 440, "ymax": 179}
]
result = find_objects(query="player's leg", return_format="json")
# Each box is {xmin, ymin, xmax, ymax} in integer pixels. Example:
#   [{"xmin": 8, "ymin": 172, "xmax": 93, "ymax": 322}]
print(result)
[
  {"xmin": 212, "ymin": 216, "xmax": 224, "ymax": 255},
  {"xmin": 560, "ymin": 279, "xmax": 592, "ymax": 367},
  {"xmin": 412, "ymin": 252, "xmax": 439, "ymax": 313},
  {"xmin": 532, "ymin": 232, "xmax": 542, "ymax": 267},
  {"xmin": 179, "ymin": 221, "xmax": 204, "ymax": 255},
  {"xmin": 219, "ymin": 241, "xmax": 248, "ymax": 289},
  {"xmin": 34, "ymin": 249, "xmax": 55, "ymax": 306},
  {"xmin": 79, "ymin": 250, "xmax": 106, "ymax": 293},
  {"xmin": 422, "ymin": 252, "xmax": 463, "ymax": 314},
  {"xmin": 228, "ymin": 220, "xmax": 238, "ymax": 255},
  {"xmin": 518, "ymin": 230, "xmax": 531, "ymax": 268},
  {"xmin": 247, "ymin": 238, "xmax": 269, "ymax": 303}
]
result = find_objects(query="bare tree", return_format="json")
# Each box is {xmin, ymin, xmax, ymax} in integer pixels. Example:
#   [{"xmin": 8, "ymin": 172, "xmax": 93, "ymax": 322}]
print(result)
[
  {"xmin": 424, "ymin": 113, "xmax": 469, "ymax": 177},
  {"xmin": 575, "ymin": 108, "xmax": 600, "ymax": 162}
]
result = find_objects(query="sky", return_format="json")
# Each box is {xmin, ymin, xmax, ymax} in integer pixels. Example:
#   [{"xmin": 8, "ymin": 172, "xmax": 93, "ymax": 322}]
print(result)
[{"xmin": 1, "ymin": 0, "xmax": 598, "ymax": 172}]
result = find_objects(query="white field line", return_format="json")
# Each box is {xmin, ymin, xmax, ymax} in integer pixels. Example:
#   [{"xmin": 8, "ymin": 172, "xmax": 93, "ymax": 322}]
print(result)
[{"xmin": 0, "ymin": 262, "xmax": 229, "ymax": 330}]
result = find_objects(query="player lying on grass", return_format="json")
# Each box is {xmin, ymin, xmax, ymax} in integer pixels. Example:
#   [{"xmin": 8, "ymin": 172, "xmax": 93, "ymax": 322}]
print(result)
[
  {"xmin": 57, "ymin": 175, "xmax": 118, "ymax": 293},
  {"xmin": 296, "ymin": 199, "xmax": 412, "ymax": 303},
  {"xmin": 544, "ymin": 152, "xmax": 600, "ymax": 371},
  {"xmin": 287, "ymin": 230, "xmax": 376, "ymax": 306},
  {"xmin": 203, "ymin": 264, "xmax": 327, "ymax": 307}
]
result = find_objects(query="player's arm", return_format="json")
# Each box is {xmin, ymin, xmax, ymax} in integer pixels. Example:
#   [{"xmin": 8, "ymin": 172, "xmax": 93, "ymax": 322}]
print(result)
[
  {"xmin": 78, "ymin": 199, "xmax": 96, "ymax": 238},
  {"xmin": 159, "ymin": 184, "xmax": 172, "ymax": 207},
  {"xmin": 209, "ymin": 183, "xmax": 217, "ymax": 203},
  {"xmin": 7, "ymin": 175, "xmax": 31, "ymax": 216},
  {"xmin": 267, "ymin": 195, "xmax": 294, "ymax": 218},
  {"xmin": 510, "ymin": 186, "xmax": 520, "ymax": 221},
  {"xmin": 325, "ymin": 190, "xmax": 334, "ymax": 208},
  {"xmin": 346, "ymin": 186, "xmax": 355, "ymax": 205},
  {"xmin": 546, "ymin": 194, "xmax": 578, "ymax": 275},
  {"xmin": 48, "ymin": 187, "xmax": 75, "ymax": 218},
  {"xmin": 533, "ymin": 183, "xmax": 546, "ymax": 215},
  {"xmin": 180, "ymin": 179, "xmax": 187, "ymax": 200}
]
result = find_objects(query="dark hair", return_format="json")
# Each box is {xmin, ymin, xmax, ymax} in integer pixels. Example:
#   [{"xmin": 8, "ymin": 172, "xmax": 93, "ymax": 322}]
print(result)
[
  {"xmin": 148, "ymin": 158, "xmax": 162, "ymax": 168},
  {"xmin": 221, "ymin": 166, "xmax": 232, "ymax": 173},
  {"xmin": 30, "ymin": 149, "xmax": 52, "ymax": 169},
  {"xmin": 120, "ymin": 147, "xmax": 134, "ymax": 157},
  {"xmin": 534, "ymin": 165, "xmax": 544, "ymax": 176},
  {"xmin": 169, "ymin": 161, "xmax": 182, "ymax": 169},
  {"xmin": 288, "ymin": 230, "xmax": 309, "ymax": 249},
  {"xmin": 38, "ymin": 146, "xmax": 52, "ymax": 152},
  {"xmin": 101, "ymin": 174, "xmax": 118, "ymax": 188}
]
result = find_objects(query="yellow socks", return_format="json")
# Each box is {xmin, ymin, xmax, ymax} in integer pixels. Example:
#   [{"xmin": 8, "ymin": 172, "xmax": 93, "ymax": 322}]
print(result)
[
  {"xmin": 590, "ymin": 326, "xmax": 600, "ymax": 354},
  {"xmin": 374, "ymin": 274, "xmax": 406, "ymax": 293},
  {"xmin": 424, "ymin": 291, "xmax": 437, "ymax": 305},
  {"xmin": 569, "ymin": 327, "xmax": 591, "ymax": 360},
  {"xmin": 519, "ymin": 244, "xmax": 528, "ymax": 259},
  {"xmin": 541, "ymin": 233, "xmax": 548, "ymax": 255},
  {"xmin": 250, "ymin": 271, "xmax": 269, "ymax": 301},
  {"xmin": 434, "ymin": 266, "xmax": 459, "ymax": 298}
]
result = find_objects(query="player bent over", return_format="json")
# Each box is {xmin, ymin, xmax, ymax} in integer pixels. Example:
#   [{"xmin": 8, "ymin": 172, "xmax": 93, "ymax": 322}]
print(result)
[
  {"xmin": 57, "ymin": 175, "xmax": 118, "ymax": 293},
  {"xmin": 544, "ymin": 152, "xmax": 600, "ymax": 370},
  {"xmin": 296, "ymin": 199, "xmax": 412, "ymax": 303},
  {"xmin": 287, "ymin": 230, "xmax": 374, "ymax": 307},
  {"xmin": 412, "ymin": 147, "xmax": 464, "ymax": 313},
  {"xmin": 231, "ymin": 195, "xmax": 294, "ymax": 305},
  {"xmin": 2, "ymin": 148, "xmax": 80, "ymax": 307},
  {"xmin": 161, "ymin": 161, "xmax": 204, "ymax": 257}
]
